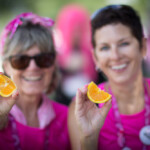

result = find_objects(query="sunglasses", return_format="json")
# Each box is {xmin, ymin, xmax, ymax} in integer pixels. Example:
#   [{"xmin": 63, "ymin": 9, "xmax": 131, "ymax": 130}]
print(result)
[{"xmin": 8, "ymin": 52, "xmax": 56, "ymax": 70}]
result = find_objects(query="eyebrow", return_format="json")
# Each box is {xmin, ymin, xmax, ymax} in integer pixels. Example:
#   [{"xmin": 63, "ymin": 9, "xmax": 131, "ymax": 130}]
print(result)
[
  {"xmin": 118, "ymin": 36, "xmax": 131, "ymax": 42},
  {"xmin": 97, "ymin": 36, "xmax": 131, "ymax": 46}
]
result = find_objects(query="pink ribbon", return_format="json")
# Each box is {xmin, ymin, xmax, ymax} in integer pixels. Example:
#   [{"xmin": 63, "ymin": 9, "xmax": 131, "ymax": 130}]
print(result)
[{"xmin": 0, "ymin": 12, "xmax": 54, "ymax": 55}]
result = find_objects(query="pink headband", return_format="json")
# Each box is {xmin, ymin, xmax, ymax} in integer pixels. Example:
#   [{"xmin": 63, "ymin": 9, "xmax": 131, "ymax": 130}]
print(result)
[{"xmin": 0, "ymin": 12, "xmax": 54, "ymax": 55}]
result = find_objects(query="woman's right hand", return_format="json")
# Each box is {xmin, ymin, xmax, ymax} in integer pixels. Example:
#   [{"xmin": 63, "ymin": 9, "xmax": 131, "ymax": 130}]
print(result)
[
  {"xmin": 0, "ymin": 90, "xmax": 19, "ymax": 129},
  {"xmin": 74, "ymin": 85, "xmax": 111, "ymax": 149},
  {"xmin": 0, "ymin": 90, "xmax": 19, "ymax": 116},
  {"xmin": 0, "ymin": 73, "xmax": 19, "ymax": 129},
  {"xmin": 68, "ymin": 85, "xmax": 112, "ymax": 150}
]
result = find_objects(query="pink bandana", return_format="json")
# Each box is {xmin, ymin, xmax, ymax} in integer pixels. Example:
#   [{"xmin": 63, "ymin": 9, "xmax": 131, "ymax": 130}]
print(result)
[{"xmin": 0, "ymin": 12, "xmax": 54, "ymax": 55}]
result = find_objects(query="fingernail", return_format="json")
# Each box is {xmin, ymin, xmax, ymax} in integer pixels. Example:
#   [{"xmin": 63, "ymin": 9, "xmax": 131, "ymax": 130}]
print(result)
[
  {"xmin": 77, "ymin": 88, "xmax": 81, "ymax": 96},
  {"xmin": 84, "ymin": 84, "xmax": 88, "ymax": 88},
  {"xmin": 77, "ymin": 88, "xmax": 80, "ymax": 93}
]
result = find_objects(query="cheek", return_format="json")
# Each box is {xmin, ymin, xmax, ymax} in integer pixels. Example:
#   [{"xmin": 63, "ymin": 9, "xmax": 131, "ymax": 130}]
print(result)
[
  {"xmin": 11, "ymin": 70, "xmax": 22, "ymax": 85},
  {"xmin": 4, "ymin": 63, "xmax": 21, "ymax": 80},
  {"xmin": 95, "ymin": 52, "xmax": 108, "ymax": 68},
  {"xmin": 44, "ymin": 66, "xmax": 55, "ymax": 82},
  {"xmin": 3, "ymin": 62, "xmax": 12, "ymax": 76}
]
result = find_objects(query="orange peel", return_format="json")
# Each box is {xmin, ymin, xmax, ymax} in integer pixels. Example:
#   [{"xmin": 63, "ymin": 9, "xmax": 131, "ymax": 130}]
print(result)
[
  {"xmin": 87, "ymin": 81, "xmax": 111, "ymax": 103},
  {"xmin": 0, "ymin": 74, "xmax": 17, "ymax": 97}
]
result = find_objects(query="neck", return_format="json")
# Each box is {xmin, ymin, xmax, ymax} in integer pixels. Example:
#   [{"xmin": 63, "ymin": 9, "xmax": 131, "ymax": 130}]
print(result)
[
  {"xmin": 109, "ymin": 74, "xmax": 145, "ymax": 114},
  {"xmin": 16, "ymin": 93, "xmax": 42, "ymax": 127}
]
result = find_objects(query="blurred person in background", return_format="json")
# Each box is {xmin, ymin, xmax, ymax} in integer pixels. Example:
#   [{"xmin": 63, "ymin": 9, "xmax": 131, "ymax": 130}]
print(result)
[
  {"xmin": 68, "ymin": 4, "xmax": 150, "ymax": 150},
  {"xmin": 54, "ymin": 4, "xmax": 105, "ymax": 105},
  {"xmin": 0, "ymin": 12, "xmax": 71, "ymax": 150},
  {"xmin": 143, "ymin": 35, "xmax": 150, "ymax": 77}
]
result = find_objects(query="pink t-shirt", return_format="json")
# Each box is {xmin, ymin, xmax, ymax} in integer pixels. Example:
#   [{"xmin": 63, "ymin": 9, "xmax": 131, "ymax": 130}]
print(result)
[
  {"xmin": 98, "ymin": 79, "xmax": 150, "ymax": 150},
  {"xmin": 0, "ymin": 95, "xmax": 71, "ymax": 150}
]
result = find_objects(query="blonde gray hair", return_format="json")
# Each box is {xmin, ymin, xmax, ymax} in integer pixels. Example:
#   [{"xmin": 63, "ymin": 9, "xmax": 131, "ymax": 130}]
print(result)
[
  {"xmin": 3, "ymin": 22, "xmax": 58, "ymax": 94},
  {"xmin": 3, "ymin": 22, "xmax": 56, "ymax": 60}
]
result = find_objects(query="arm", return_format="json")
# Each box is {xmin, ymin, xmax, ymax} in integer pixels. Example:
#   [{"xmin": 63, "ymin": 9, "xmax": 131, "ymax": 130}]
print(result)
[
  {"xmin": 68, "ymin": 101, "xmax": 99, "ymax": 150},
  {"xmin": 0, "ymin": 90, "xmax": 19, "ymax": 130},
  {"xmin": 68, "ymin": 86, "xmax": 111, "ymax": 150},
  {"xmin": 68, "ymin": 100, "xmax": 81, "ymax": 150}
]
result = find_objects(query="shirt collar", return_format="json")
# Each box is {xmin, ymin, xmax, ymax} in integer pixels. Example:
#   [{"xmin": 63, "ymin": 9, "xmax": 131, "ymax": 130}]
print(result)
[{"xmin": 10, "ymin": 94, "xmax": 56, "ymax": 128}]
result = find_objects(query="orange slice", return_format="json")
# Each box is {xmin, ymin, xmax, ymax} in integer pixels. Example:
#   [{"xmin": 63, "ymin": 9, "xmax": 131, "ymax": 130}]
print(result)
[
  {"xmin": 87, "ymin": 81, "xmax": 111, "ymax": 103},
  {"xmin": 0, "ymin": 74, "xmax": 17, "ymax": 97}
]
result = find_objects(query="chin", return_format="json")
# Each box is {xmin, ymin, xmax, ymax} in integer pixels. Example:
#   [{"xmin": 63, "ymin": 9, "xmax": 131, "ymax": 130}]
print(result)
[
  {"xmin": 22, "ymin": 89, "xmax": 43, "ymax": 96},
  {"xmin": 113, "ymin": 77, "xmax": 131, "ymax": 85}
]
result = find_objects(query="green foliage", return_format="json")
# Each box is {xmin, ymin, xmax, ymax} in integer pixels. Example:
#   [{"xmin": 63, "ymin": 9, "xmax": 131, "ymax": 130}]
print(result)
[
  {"xmin": 0, "ymin": 0, "xmax": 147, "ymax": 33},
  {"xmin": 0, "ymin": 0, "xmax": 34, "ymax": 11}
]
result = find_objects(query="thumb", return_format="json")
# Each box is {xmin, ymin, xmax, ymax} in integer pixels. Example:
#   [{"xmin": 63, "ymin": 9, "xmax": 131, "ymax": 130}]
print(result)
[
  {"xmin": 100, "ymin": 99, "xmax": 112, "ymax": 119},
  {"xmin": 11, "ymin": 89, "xmax": 19, "ymax": 100},
  {"xmin": 7, "ymin": 90, "xmax": 19, "ymax": 107}
]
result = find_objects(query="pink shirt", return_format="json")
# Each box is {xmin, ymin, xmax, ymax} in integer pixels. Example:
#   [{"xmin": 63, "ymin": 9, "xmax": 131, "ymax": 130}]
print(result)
[
  {"xmin": 98, "ymin": 79, "xmax": 150, "ymax": 150},
  {"xmin": 0, "ymin": 95, "xmax": 71, "ymax": 150}
]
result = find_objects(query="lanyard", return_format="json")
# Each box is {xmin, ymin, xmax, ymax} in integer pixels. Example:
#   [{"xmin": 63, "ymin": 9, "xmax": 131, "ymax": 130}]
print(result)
[
  {"xmin": 106, "ymin": 80, "xmax": 150, "ymax": 150},
  {"xmin": 9, "ymin": 114, "xmax": 50, "ymax": 150}
]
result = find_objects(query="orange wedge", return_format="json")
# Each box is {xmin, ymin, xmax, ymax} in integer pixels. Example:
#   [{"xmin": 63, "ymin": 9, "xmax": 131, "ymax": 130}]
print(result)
[
  {"xmin": 0, "ymin": 74, "xmax": 17, "ymax": 97},
  {"xmin": 87, "ymin": 81, "xmax": 111, "ymax": 103}
]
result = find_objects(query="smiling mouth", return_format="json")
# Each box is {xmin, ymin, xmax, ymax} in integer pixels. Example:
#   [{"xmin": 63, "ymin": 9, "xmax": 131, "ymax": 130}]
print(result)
[
  {"xmin": 111, "ymin": 64, "xmax": 127, "ymax": 70},
  {"xmin": 23, "ymin": 76, "xmax": 42, "ymax": 81}
]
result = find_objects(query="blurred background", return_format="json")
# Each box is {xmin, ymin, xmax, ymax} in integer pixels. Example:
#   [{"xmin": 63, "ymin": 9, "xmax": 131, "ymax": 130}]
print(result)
[
  {"xmin": 0, "ymin": 0, "xmax": 149, "ymax": 104},
  {"xmin": 0, "ymin": 0, "xmax": 148, "ymax": 33}
]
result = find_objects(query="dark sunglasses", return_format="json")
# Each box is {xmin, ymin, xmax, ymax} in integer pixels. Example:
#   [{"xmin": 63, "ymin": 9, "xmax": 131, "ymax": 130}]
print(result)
[
  {"xmin": 91, "ymin": 5, "xmax": 122, "ymax": 20},
  {"xmin": 8, "ymin": 52, "xmax": 56, "ymax": 70}
]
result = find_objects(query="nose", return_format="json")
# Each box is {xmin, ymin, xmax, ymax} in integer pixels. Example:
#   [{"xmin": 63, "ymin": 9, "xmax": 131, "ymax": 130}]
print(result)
[
  {"xmin": 26, "ymin": 59, "xmax": 39, "ymax": 70},
  {"xmin": 110, "ymin": 46, "xmax": 121, "ymax": 60}
]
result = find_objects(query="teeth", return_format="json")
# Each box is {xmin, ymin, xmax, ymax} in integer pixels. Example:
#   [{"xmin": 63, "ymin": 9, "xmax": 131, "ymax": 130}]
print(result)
[
  {"xmin": 23, "ymin": 76, "xmax": 42, "ymax": 81},
  {"xmin": 112, "ymin": 64, "xmax": 127, "ymax": 70}
]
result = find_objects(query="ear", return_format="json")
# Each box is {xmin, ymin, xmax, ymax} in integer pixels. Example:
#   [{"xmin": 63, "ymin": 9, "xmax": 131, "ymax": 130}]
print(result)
[
  {"xmin": 141, "ymin": 37, "xmax": 147, "ymax": 57},
  {"xmin": 2, "ymin": 61, "xmax": 12, "ymax": 77}
]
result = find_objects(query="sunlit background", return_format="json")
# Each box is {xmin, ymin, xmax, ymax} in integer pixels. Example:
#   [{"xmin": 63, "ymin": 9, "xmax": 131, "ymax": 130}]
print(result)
[
  {"xmin": 0, "ymin": 0, "xmax": 149, "ymax": 73},
  {"xmin": 0, "ymin": 0, "xmax": 148, "ymax": 33}
]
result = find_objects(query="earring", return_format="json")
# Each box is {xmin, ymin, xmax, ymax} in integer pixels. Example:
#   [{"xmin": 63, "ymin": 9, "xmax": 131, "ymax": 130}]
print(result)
[{"xmin": 95, "ymin": 66, "xmax": 101, "ymax": 72}]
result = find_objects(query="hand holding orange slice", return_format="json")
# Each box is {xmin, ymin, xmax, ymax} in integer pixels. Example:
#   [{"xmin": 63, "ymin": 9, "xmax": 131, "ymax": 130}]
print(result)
[
  {"xmin": 0, "ymin": 74, "xmax": 17, "ymax": 97},
  {"xmin": 87, "ymin": 81, "xmax": 111, "ymax": 103}
]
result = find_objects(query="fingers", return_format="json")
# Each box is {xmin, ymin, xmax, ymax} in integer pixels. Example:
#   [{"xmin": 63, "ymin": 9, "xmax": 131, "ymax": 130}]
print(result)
[
  {"xmin": 100, "ymin": 99, "xmax": 112, "ymax": 119},
  {"xmin": 5, "ymin": 90, "xmax": 19, "ymax": 111},
  {"xmin": 80, "ymin": 85, "xmax": 88, "ymax": 94},
  {"xmin": 12, "ymin": 89, "xmax": 19, "ymax": 100},
  {"xmin": 75, "ymin": 85, "xmax": 88, "ymax": 106},
  {"xmin": 75, "ymin": 89, "xmax": 83, "ymax": 112}
]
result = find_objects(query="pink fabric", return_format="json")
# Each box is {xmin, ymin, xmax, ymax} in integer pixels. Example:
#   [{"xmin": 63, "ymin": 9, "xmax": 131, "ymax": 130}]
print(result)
[
  {"xmin": 54, "ymin": 4, "xmax": 97, "ymax": 80},
  {"xmin": 0, "ymin": 12, "xmax": 54, "ymax": 55},
  {"xmin": 0, "ymin": 96, "xmax": 71, "ymax": 150},
  {"xmin": 10, "ymin": 94, "xmax": 55, "ymax": 128},
  {"xmin": 98, "ymin": 78, "xmax": 150, "ymax": 150}
]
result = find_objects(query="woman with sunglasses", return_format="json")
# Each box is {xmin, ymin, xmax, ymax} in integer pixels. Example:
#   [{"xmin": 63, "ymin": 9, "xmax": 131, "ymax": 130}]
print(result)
[
  {"xmin": 0, "ymin": 12, "xmax": 71, "ymax": 150},
  {"xmin": 68, "ymin": 4, "xmax": 150, "ymax": 150}
]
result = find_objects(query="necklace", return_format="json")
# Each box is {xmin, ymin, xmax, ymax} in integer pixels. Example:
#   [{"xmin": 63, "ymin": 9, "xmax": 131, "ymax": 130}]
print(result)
[
  {"xmin": 106, "ymin": 80, "xmax": 150, "ymax": 150},
  {"xmin": 9, "ymin": 114, "xmax": 50, "ymax": 150}
]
